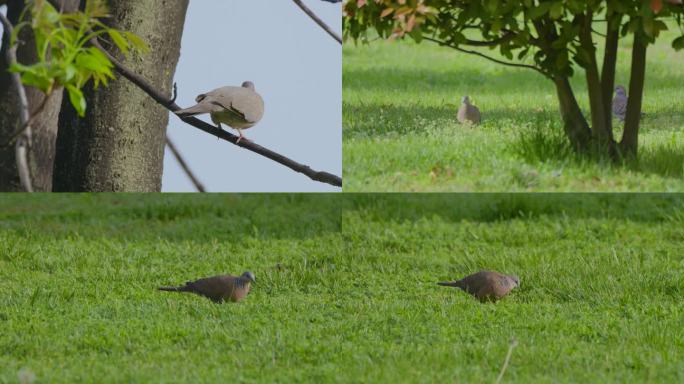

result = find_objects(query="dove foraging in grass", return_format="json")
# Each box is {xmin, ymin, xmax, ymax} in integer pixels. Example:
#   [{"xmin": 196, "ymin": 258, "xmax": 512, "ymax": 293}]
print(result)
[
  {"xmin": 175, "ymin": 81, "xmax": 264, "ymax": 143},
  {"xmin": 438, "ymin": 270, "xmax": 519, "ymax": 302},
  {"xmin": 158, "ymin": 271, "xmax": 255, "ymax": 303},
  {"xmin": 612, "ymin": 85, "xmax": 628, "ymax": 122},
  {"xmin": 457, "ymin": 96, "xmax": 481, "ymax": 125}
]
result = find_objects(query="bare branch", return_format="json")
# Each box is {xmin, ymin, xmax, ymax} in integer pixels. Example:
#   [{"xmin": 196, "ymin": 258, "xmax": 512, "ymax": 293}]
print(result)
[
  {"xmin": 292, "ymin": 0, "xmax": 342, "ymax": 44},
  {"xmin": 0, "ymin": 12, "xmax": 33, "ymax": 192},
  {"xmin": 423, "ymin": 36, "xmax": 549, "ymax": 78},
  {"xmin": 166, "ymin": 136, "xmax": 206, "ymax": 192},
  {"xmin": 2, "ymin": 91, "xmax": 52, "ymax": 148},
  {"xmin": 90, "ymin": 38, "xmax": 342, "ymax": 188}
]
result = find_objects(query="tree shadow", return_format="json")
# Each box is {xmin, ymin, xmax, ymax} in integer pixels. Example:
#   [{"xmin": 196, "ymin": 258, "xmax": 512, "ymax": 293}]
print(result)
[
  {"xmin": 0, "ymin": 194, "xmax": 343, "ymax": 243},
  {"xmin": 345, "ymin": 194, "xmax": 684, "ymax": 224}
]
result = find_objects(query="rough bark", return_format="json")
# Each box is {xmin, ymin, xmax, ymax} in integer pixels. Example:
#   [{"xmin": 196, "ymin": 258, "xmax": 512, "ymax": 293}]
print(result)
[
  {"xmin": 0, "ymin": 0, "xmax": 79, "ymax": 192},
  {"xmin": 553, "ymin": 76, "xmax": 592, "ymax": 153},
  {"xmin": 53, "ymin": 0, "xmax": 189, "ymax": 191},
  {"xmin": 620, "ymin": 34, "xmax": 648, "ymax": 157}
]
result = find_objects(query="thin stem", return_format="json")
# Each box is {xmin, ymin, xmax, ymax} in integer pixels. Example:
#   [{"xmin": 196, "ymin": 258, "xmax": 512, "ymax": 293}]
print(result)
[
  {"xmin": 166, "ymin": 136, "xmax": 206, "ymax": 192},
  {"xmin": 292, "ymin": 0, "xmax": 342, "ymax": 44},
  {"xmin": 423, "ymin": 36, "xmax": 549, "ymax": 78},
  {"xmin": 495, "ymin": 338, "xmax": 518, "ymax": 384},
  {"xmin": 0, "ymin": 11, "xmax": 33, "ymax": 192}
]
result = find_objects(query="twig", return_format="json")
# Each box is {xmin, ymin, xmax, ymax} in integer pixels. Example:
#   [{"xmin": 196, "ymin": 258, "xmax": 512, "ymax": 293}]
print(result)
[
  {"xmin": 90, "ymin": 38, "xmax": 342, "ymax": 188},
  {"xmin": 2, "ymin": 91, "xmax": 52, "ymax": 148},
  {"xmin": 495, "ymin": 338, "xmax": 518, "ymax": 384},
  {"xmin": 166, "ymin": 135, "xmax": 206, "ymax": 192},
  {"xmin": 292, "ymin": 0, "xmax": 342, "ymax": 44},
  {"xmin": 0, "ymin": 12, "xmax": 33, "ymax": 192},
  {"xmin": 423, "ymin": 36, "xmax": 549, "ymax": 78}
]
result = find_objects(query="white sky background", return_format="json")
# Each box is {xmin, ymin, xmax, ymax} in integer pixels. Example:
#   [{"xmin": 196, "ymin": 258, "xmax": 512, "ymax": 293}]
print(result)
[{"xmin": 1, "ymin": 1, "xmax": 342, "ymax": 192}]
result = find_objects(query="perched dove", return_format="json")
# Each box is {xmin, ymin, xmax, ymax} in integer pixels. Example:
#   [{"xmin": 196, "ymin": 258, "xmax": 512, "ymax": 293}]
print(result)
[
  {"xmin": 612, "ymin": 85, "xmax": 628, "ymax": 122},
  {"xmin": 175, "ymin": 81, "xmax": 264, "ymax": 142},
  {"xmin": 457, "ymin": 95, "xmax": 481, "ymax": 125},
  {"xmin": 158, "ymin": 271, "xmax": 255, "ymax": 303},
  {"xmin": 438, "ymin": 270, "xmax": 519, "ymax": 302}
]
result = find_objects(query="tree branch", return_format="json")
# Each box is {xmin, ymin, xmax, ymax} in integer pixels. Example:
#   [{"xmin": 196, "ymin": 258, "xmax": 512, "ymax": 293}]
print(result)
[
  {"xmin": 0, "ymin": 11, "xmax": 33, "ymax": 192},
  {"xmin": 90, "ymin": 38, "xmax": 342, "ymax": 188},
  {"xmin": 292, "ymin": 0, "xmax": 342, "ymax": 44},
  {"xmin": 166, "ymin": 135, "xmax": 206, "ymax": 192},
  {"xmin": 423, "ymin": 36, "xmax": 549, "ymax": 78}
]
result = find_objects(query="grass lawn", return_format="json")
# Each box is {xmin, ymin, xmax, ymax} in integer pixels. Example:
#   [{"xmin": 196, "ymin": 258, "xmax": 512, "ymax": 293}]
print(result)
[
  {"xmin": 2, "ymin": 194, "xmax": 684, "ymax": 382},
  {"xmin": 343, "ymin": 29, "xmax": 684, "ymax": 191}
]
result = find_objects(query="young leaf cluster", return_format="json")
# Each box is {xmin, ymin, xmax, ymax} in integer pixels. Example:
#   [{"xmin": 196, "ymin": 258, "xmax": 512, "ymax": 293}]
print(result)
[{"xmin": 9, "ymin": 0, "xmax": 148, "ymax": 116}]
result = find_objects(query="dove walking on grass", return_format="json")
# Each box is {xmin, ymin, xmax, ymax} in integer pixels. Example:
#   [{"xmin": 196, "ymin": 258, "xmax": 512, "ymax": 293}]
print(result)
[
  {"xmin": 612, "ymin": 85, "xmax": 628, "ymax": 122},
  {"xmin": 438, "ymin": 270, "xmax": 519, "ymax": 302},
  {"xmin": 158, "ymin": 271, "xmax": 255, "ymax": 303},
  {"xmin": 175, "ymin": 81, "xmax": 264, "ymax": 143},
  {"xmin": 457, "ymin": 96, "xmax": 481, "ymax": 125}
]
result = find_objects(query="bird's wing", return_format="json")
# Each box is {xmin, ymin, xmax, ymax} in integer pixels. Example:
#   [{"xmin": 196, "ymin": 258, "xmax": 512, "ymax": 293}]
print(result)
[
  {"xmin": 457, "ymin": 105, "xmax": 467, "ymax": 122},
  {"xmin": 470, "ymin": 105, "xmax": 481, "ymax": 123},
  {"xmin": 612, "ymin": 95, "xmax": 627, "ymax": 117},
  {"xmin": 208, "ymin": 87, "xmax": 264, "ymax": 124}
]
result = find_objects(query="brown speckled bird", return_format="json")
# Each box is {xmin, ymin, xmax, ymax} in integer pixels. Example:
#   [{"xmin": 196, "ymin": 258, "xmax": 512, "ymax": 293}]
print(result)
[
  {"xmin": 158, "ymin": 271, "xmax": 255, "ymax": 303},
  {"xmin": 438, "ymin": 270, "xmax": 519, "ymax": 302}
]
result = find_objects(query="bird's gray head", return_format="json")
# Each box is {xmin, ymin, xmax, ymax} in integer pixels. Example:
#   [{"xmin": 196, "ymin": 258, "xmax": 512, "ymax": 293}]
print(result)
[
  {"xmin": 509, "ymin": 275, "xmax": 520, "ymax": 287},
  {"xmin": 615, "ymin": 85, "xmax": 626, "ymax": 96},
  {"xmin": 461, "ymin": 95, "xmax": 471, "ymax": 104},
  {"xmin": 241, "ymin": 81, "xmax": 255, "ymax": 91},
  {"xmin": 241, "ymin": 271, "xmax": 256, "ymax": 283}
]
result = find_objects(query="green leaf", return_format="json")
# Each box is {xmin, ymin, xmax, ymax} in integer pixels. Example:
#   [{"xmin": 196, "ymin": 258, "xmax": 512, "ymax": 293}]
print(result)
[
  {"xmin": 108, "ymin": 30, "xmax": 130, "ymax": 55},
  {"xmin": 673, "ymin": 35, "xmax": 684, "ymax": 50},
  {"xmin": 527, "ymin": 3, "xmax": 552, "ymax": 20},
  {"xmin": 124, "ymin": 31, "xmax": 149, "ymax": 53},
  {"xmin": 66, "ymin": 84, "xmax": 87, "ymax": 117},
  {"xmin": 549, "ymin": 2, "xmax": 563, "ymax": 19}
]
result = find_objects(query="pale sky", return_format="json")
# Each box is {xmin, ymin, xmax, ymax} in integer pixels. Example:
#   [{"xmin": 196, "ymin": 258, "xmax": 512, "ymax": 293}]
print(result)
[{"xmin": 1, "ymin": 1, "xmax": 342, "ymax": 192}]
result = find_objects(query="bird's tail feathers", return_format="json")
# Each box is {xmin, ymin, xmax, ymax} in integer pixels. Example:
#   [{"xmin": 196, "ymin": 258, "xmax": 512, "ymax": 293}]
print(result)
[
  {"xmin": 158, "ymin": 285, "xmax": 189, "ymax": 292},
  {"xmin": 174, "ymin": 104, "xmax": 208, "ymax": 117},
  {"xmin": 437, "ymin": 281, "xmax": 461, "ymax": 287}
]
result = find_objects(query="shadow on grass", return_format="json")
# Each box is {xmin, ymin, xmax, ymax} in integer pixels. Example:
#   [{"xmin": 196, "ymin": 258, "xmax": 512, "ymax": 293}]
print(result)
[
  {"xmin": 510, "ymin": 119, "xmax": 684, "ymax": 180},
  {"xmin": 347, "ymin": 194, "xmax": 684, "ymax": 224},
  {"xmin": 344, "ymin": 66, "xmax": 551, "ymax": 95},
  {"xmin": 344, "ymin": 102, "xmax": 554, "ymax": 138},
  {"xmin": 0, "ymin": 194, "xmax": 344, "ymax": 243}
]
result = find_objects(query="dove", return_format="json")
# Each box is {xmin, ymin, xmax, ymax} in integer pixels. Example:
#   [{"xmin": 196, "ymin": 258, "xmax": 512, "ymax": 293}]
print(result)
[
  {"xmin": 158, "ymin": 271, "xmax": 255, "ymax": 303},
  {"xmin": 612, "ymin": 85, "xmax": 628, "ymax": 122},
  {"xmin": 175, "ymin": 81, "xmax": 264, "ymax": 143},
  {"xmin": 457, "ymin": 95, "xmax": 481, "ymax": 125},
  {"xmin": 438, "ymin": 270, "xmax": 519, "ymax": 302}
]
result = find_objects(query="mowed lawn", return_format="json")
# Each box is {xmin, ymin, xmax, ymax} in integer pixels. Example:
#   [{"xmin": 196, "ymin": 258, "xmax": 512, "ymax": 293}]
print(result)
[
  {"xmin": 2, "ymin": 194, "xmax": 684, "ymax": 382},
  {"xmin": 343, "ymin": 29, "xmax": 684, "ymax": 191}
]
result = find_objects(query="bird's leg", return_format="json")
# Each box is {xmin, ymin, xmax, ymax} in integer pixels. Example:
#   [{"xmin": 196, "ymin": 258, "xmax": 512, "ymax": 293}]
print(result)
[
  {"xmin": 216, "ymin": 123, "xmax": 224, "ymax": 141},
  {"xmin": 236, "ymin": 128, "xmax": 248, "ymax": 144}
]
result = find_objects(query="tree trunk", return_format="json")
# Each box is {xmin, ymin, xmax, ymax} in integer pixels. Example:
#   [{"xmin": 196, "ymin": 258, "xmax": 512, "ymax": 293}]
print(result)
[
  {"xmin": 620, "ymin": 33, "xmax": 648, "ymax": 157},
  {"xmin": 600, "ymin": 11, "xmax": 622, "ymax": 132},
  {"xmin": 0, "ymin": 0, "xmax": 79, "ymax": 192},
  {"xmin": 553, "ymin": 76, "xmax": 592, "ymax": 153},
  {"xmin": 53, "ymin": 0, "xmax": 189, "ymax": 191},
  {"xmin": 578, "ymin": 12, "xmax": 614, "ymax": 152}
]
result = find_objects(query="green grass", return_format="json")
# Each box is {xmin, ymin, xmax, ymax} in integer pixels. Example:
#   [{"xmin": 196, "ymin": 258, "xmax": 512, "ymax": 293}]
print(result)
[
  {"xmin": 2, "ymin": 194, "xmax": 684, "ymax": 382},
  {"xmin": 343, "ymin": 29, "xmax": 684, "ymax": 191}
]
